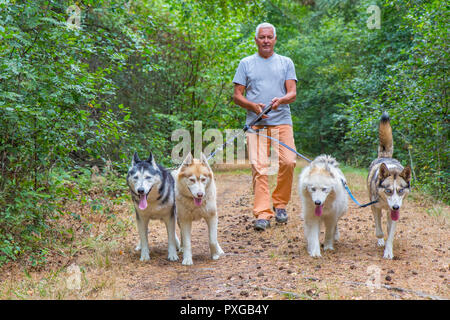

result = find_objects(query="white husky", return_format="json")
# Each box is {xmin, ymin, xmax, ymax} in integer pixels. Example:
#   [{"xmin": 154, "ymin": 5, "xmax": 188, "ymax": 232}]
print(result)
[
  {"xmin": 173, "ymin": 153, "xmax": 224, "ymax": 265},
  {"xmin": 298, "ymin": 155, "xmax": 348, "ymax": 257}
]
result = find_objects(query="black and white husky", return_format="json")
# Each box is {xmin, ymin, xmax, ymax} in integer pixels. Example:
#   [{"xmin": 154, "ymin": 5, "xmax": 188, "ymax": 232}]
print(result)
[{"xmin": 127, "ymin": 152, "xmax": 180, "ymax": 262}]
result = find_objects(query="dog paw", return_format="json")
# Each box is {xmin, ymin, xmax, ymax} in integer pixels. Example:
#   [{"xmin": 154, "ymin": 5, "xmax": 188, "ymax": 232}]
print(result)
[
  {"xmin": 212, "ymin": 250, "xmax": 225, "ymax": 260},
  {"xmin": 167, "ymin": 254, "xmax": 179, "ymax": 261},
  {"xmin": 377, "ymin": 238, "xmax": 385, "ymax": 247},
  {"xmin": 182, "ymin": 257, "xmax": 193, "ymax": 265},
  {"xmin": 383, "ymin": 248, "xmax": 394, "ymax": 259},
  {"xmin": 135, "ymin": 244, "xmax": 141, "ymax": 251},
  {"xmin": 323, "ymin": 244, "xmax": 334, "ymax": 251},
  {"xmin": 308, "ymin": 249, "xmax": 321, "ymax": 257},
  {"xmin": 211, "ymin": 245, "xmax": 224, "ymax": 260},
  {"xmin": 140, "ymin": 253, "xmax": 150, "ymax": 262}
]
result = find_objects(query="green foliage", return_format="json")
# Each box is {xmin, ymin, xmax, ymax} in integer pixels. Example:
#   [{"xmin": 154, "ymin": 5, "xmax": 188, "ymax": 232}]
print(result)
[
  {"xmin": 111, "ymin": 0, "xmax": 260, "ymax": 166},
  {"xmin": 0, "ymin": 0, "xmax": 134, "ymax": 265},
  {"xmin": 266, "ymin": 0, "xmax": 448, "ymax": 201},
  {"xmin": 0, "ymin": 0, "xmax": 448, "ymax": 266},
  {"xmin": 341, "ymin": 0, "xmax": 448, "ymax": 201}
]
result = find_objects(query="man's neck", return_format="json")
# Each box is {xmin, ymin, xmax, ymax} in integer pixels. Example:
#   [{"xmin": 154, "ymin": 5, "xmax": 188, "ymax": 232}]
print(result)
[{"xmin": 258, "ymin": 51, "xmax": 275, "ymax": 59}]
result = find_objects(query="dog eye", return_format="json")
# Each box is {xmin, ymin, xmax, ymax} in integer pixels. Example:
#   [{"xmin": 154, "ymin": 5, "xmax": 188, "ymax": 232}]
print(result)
[
  {"xmin": 385, "ymin": 189, "xmax": 392, "ymax": 194},
  {"xmin": 145, "ymin": 176, "xmax": 152, "ymax": 180},
  {"xmin": 398, "ymin": 189, "xmax": 404, "ymax": 195},
  {"xmin": 201, "ymin": 178, "xmax": 206, "ymax": 182},
  {"xmin": 311, "ymin": 187, "xmax": 316, "ymax": 192},
  {"xmin": 189, "ymin": 178, "xmax": 196, "ymax": 183},
  {"xmin": 322, "ymin": 188, "xmax": 327, "ymax": 192}
]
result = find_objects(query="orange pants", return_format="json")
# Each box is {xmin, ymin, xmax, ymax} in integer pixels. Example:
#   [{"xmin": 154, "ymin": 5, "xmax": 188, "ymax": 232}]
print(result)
[{"xmin": 246, "ymin": 124, "xmax": 297, "ymax": 220}]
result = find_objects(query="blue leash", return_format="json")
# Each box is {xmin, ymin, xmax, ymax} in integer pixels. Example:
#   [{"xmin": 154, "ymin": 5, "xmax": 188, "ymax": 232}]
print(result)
[
  {"xmin": 206, "ymin": 104, "xmax": 273, "ymax": 161},
  {"xmin": 205, "ymin": 104, "xmax": 377, "ymax": 208},
  {"xmin": 246, "ymin": 128, "xmax": 312, "ymax": 163},
  {"xmin": 246, "ymin": 127, "xmax": 378, "ymax": 209},
  {"xmin": 341, "ymin": 179, "xmax": 379, "ymax": 208}
]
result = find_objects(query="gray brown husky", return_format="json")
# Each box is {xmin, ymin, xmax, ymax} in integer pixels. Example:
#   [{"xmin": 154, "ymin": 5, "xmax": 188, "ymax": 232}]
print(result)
[{"xmin": 367, "ymin": 112, "xmax": 411, "ymax": 259}]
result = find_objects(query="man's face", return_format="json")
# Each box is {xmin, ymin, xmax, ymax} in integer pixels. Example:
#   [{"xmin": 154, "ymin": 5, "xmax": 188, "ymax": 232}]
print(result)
[{"xmin": 255, "ymin": 27, "xmax": 276, "ymax": 58}]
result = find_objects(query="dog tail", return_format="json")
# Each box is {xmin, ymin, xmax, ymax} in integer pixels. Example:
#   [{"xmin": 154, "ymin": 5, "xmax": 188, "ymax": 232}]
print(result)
[{"xmin": 378, "ymin": 111, "xmax": 393, "ymax": 158}]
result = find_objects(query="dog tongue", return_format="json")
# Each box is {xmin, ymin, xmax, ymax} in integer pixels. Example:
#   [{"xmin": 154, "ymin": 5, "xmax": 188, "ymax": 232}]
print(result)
[
  {"xmin": 139, "ymin": 194, "xmax": 147, "ymax": 210},
  {"xmin": 315, "ymin": 205, "xmax": 323, "ymax": 216},
  {"xmin": 194, "ymin": 198, "xmax": 203, "ymax": 206},
  {"xmin": 391, "ymin": 209, "xmax": 400, "ymax": 221}
]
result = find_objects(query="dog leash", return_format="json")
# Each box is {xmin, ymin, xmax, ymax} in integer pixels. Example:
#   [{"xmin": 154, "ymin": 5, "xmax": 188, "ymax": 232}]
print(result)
[
  {"xmin": 340, "ymin": 179, "xmax": 379, "ymax": 208},
  {"xmin": 184, "ymin": 103, "xmax": 378, "ymax": 209},
  {"xmin": 242, "ymin": 107, "xmax": 377, "ymax": 208},
  {"xmin": 249, "ymin": 127, "xmax": 378, "ymax": 208},
  {"xmin": 206, "ymin": 104, "xmax": 274, "ymax": 161},
  {"xmin": 206, "ymin": 130, "xmax": 245, "ymax": 161},
  {"xmin": 246, "ymin": 127, "xmax": 312, "ymax": 163}
]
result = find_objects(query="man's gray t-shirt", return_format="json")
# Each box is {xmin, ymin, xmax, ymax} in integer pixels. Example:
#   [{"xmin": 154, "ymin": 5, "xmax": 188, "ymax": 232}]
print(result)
[{"xmin": 233, "ymin": 53, "xmax": 297, "ymax": 126}]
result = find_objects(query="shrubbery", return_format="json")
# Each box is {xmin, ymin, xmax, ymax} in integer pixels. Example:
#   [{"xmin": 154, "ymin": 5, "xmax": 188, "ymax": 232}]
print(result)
[{"xmin": 0, "ymin": 0, "xmax": 447, "ymax": 266}]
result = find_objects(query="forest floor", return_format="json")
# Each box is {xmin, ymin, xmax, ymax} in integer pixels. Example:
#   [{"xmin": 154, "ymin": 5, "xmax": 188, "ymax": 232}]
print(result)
[{"xmin": 0, "ymin": 160, "xmax": 448, "ymax": 300}]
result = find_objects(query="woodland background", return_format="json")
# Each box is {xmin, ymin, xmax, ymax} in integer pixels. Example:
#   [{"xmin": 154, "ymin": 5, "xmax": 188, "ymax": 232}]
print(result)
[{"xmin": 0, "ymin": 0, "xmax": 448, "ymax": 266}]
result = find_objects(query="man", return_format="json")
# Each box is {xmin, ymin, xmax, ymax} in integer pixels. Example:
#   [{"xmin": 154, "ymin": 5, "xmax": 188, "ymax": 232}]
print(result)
[{"xmin": 233, "ymin": 22, "xmax": 297, "ymax": 231}]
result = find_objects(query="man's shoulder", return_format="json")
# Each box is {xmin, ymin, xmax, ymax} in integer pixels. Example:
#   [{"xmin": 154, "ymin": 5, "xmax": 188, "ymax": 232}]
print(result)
[
  {"xmin": 274, "ymin": 53, "xmax": 294, "ymax": 63},
  {"xmin": 239, "ymin": 53, "xmax": 258, "ymax": 64}
]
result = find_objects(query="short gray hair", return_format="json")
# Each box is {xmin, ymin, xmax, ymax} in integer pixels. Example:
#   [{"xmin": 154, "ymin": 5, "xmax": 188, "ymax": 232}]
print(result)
[{"xmin": 255, "ymin": 22, "xmax": 276, "ymax": 38}]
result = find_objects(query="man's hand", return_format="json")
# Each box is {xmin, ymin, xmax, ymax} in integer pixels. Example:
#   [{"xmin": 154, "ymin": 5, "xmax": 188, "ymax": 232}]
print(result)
[
  {"xmin": 271, "ymin": 79, "xmax": 297, "ymax": 110},
  {"xmin": 234, "ymin": 84, "xmax": 269, "ymax": 119},
  {"xmin": 271, "ymin": 97, "xmax": 282, "ymax": 110},
  {"xmin": 253, "ymin": 102, "xmax": 269, "ymax": 119}
]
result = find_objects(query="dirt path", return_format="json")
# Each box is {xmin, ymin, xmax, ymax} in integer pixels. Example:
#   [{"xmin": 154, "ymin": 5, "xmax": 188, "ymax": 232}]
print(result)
[{"xmin": 1, "ymin": 162, "xmax": 449, "ymax": 300}]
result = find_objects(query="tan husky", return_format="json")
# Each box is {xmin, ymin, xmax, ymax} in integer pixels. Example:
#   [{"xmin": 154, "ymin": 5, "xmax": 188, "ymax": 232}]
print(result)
[
  {"xmin": 367, "ymin": 112, "xmax": 411, "ymax": 259},
  {"xmin": 173, "ymin": 153, "xmax": 224, "ymax": 265}
]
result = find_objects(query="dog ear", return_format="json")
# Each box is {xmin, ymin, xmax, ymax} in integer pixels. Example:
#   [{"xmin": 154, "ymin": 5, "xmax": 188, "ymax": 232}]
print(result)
[
  {"xmin": 201, "ymin": 152, "xmax": 211, "ymax": 169},
  {"xmin": 378, "ymin": 163, "xmax": 390, "ymax": 181},
  {"xmin": 132, "ymin": 152, "xmax": 140, "ymax": 166},
  {"xmin": 146, "ymin": 152, "xmax": 158, "ymax": 169},
  {"xmin": 324, "ymin": 164, "xmax": 335, "ymax": 178},
  {"xmin": 400, "ymin": 166, "xmax": 411, "ymax": 182},
  {"xmin": 182, "ymin": 152, "xmax": 193, "ymax": 166}
]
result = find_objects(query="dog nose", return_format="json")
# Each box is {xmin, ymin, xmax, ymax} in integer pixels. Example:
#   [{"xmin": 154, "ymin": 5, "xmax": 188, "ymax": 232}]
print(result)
[
  {"xmin": 393, "ymin": 205, "xmax": 399, "ymax": 210},
  {"xmin": 314, "ymin": 200, "xmax": 321, "ymax": 206},
  {"xmin": 137, "ymin": 188, "xmax": 145, "ymax": 194},
  {"xmin": 197, "ymin": 192, "xmax": 203, "ymax": 198}
]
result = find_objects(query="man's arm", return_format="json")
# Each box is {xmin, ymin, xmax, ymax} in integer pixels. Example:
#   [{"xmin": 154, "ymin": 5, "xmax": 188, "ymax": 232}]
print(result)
[
  {"xmin": 233, "ymin": 84, "xmax": 268, "ymax": 119},
  {"xmin": 271, "ymin": 79, "xmax": 297, "ymax": 110}
]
